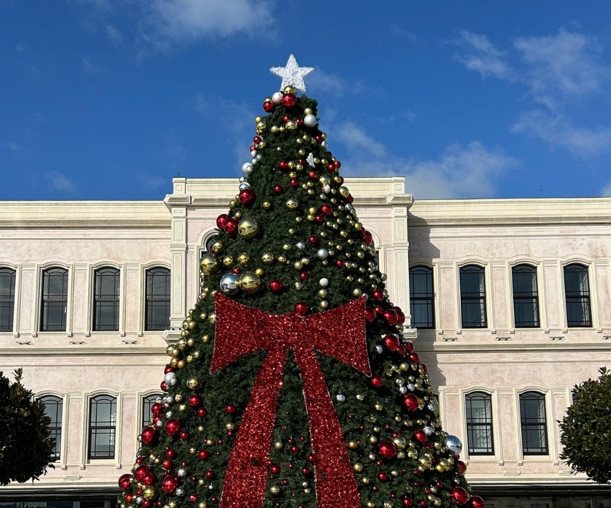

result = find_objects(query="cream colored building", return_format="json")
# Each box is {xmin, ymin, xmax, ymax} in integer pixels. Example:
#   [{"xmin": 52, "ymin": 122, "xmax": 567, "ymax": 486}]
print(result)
[{"xmin": 0, "ymin": 177, "xmax": 610, "ymax": 507}]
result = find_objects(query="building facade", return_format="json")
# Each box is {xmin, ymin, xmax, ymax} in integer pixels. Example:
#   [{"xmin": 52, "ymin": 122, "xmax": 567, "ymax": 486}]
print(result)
[{"xmin": 0, "ymin": 177, "xmax": 610, "ymax": 507}]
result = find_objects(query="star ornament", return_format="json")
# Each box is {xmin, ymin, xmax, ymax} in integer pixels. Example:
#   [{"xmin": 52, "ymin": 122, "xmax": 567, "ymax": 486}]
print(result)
[{"xmin": 270, "ymin": 54, "xmax": 314, "ymax": 93}]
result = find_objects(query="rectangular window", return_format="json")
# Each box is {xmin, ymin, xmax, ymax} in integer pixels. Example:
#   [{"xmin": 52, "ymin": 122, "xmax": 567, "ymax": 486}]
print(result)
[
  {"xmin": 142, "ymin": 394, "xmax": 162, "ymax": 430},
  {"xmin": 520, "ymin": 391, "xmax": 548, "ymax": 455},
  {"xmin": 564, "ymin": 264, "xmax": 592, "ymax": 327},
  {"xmin": 512, "ymin": 265, "xmax": 539, "ymax": 328},
  {"xmin": 410, "ymin": 266, "xmax": 435, "ymax": 329},
  {"xmin": 88, "ymin": 395, "xmax": 117, "ymax": 459},
  {"xmin": 93, "ymin": 268, "xmax": 120, "ymax": 331},
  {"xmin": 0, "ymin": 268, "xmax": 16, "ymax": 332},
  {"xmin": 41, "ymin": 268, "xmax": 68, "ymax": 331},
  {"xmin": 40, "ymin": 396, "xmax": 63, "ymax": 461},
  {"xmin": 460, "ymin": 265, "xmax": 487, "ymax": 328},
  {"xmin": 466, "ymin": 392, "xmax": 494, "ymax": 455},
  {"xmin": 146, "ymin": 268, "xmax": 171, "ymax": 331}
]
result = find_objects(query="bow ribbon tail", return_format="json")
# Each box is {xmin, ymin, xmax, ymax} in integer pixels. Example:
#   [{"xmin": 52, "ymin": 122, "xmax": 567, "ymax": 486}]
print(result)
[
  {"xmin": 219, "ymin": 348, "xmax": 287, "ymax": 508},
  {"xmin": 294, "ymin": 347, "xmax": 362, "ymax": 508}
]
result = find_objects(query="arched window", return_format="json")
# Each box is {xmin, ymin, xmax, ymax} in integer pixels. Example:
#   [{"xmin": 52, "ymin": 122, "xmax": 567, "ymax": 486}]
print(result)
[
  {"xmin": 88, "ymin": 395, "xmax": 117, "ymax": 459},
  {"xmin": 0, "ymin": 268, "xmax": 16, "ymax": 332},
  {"xmin": 519, "ymin": 391, "xmax": 548, "ymax": 455},
  {"xmin": 564, "ymin": 264, "xmax": 591, "ymax": 327},
  {"xmin": 145, "ymin": 267, "xmax": 171, "ymax": 331},
  {"xmin": 465, "ymin": 392, "xmax": 494, "ymax": 455},
  {"xmin": 512, "ymin": 264, "xmax": 539, "ymax": 328},
  {"xmin": 460, "ymin": 265, "xmax": 487, "ymax": 328},
  {"xmin": 93, "ymin": 267, "xmax": 120, "ymax": 331},
  {"xmin": 40, "ymin": 267, "xmax": 68, "ymax": 331},
  {"xmin": 40, "ymin": 395, "xmax": 63, "ymax": 461},
  {"xmin": 409, "ymin": 266, "xmax": 434, "ymax": 329},
  {"xmin": 142, "ymin": 394, "xmax": 162, "ymax": 430},
  {"xmin": 203, "ymin": 234, "xmax": 220, "ymax": 253}
]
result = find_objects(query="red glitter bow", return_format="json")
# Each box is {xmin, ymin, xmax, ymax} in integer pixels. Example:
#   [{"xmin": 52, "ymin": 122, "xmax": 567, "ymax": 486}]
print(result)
[{"xmin": 212, "ymin": 293, "xmax": 371, "ymax": 508}]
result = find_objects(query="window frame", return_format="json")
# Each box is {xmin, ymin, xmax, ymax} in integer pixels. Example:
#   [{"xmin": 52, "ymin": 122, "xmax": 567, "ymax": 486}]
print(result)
[
  {"xmin": 563, "ymin": 263, "xmax": 592, "ymax": 327},
  {"xmin": 39, "ymin": 395, "xmax": 63, "ymax": 462},
  {"xmin": 465, "ymin": 391, "xmax": 494, "ymax": 456},
  {"xmin": 519, "ymin": 391, "xmax": 549, "ymax": 455},
  {"xmin": 409, "ymin": 265, "xmax": 435, "ymax": 329},
  {"xmin": 40, "ymin": 267, "xmax": 68, "ymax": 332},
  {"xmin": 460, "ymin": 265, "xmax": 487, "ymax": 328},
  {"xmin": 142, "ymin": 393, "xmax": 162, "ymax": 430},
  {"xmin": 512, "ymin": 264, "xmax": 540, "ymax": 328},
  {"xmin": 92, "ymin": 267, "xmax": 120, "ymax": 331},
  {"xmin": 88, "ymin": 394, "xmax": 117, "ymax": 460},
  {"xmin": 145, "ymin": 267, "xmax": 171, "ymax": 331},
  {"xmin": 0, "ymin": 267, "xmax": 16, "ymax": 332}
]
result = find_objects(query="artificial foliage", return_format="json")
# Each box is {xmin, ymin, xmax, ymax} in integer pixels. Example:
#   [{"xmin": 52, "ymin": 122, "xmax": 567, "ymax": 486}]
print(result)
[
  {"xmin": 0, "ymin": 368, "xmax": 55, "ymax": 486},
  {"xmin": 560, "ymin": 367, "xmax": 611, "ymax": 484},
  {"xmin": 119, "ymin": 56, "xmax": 482, "ymax": 508}
]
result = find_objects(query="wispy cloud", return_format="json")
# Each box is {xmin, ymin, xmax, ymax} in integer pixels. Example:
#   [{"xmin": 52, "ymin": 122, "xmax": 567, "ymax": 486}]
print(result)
[
  {"xmin": 136, "ymin": 170, "xmax": 169, "ymax": 189},
  {"xmin": 82, "ymin": 57, "xmax": 105, "ymax": 75},
  {"xmin": 453, "ymin": 30, "xmax": 515, "ymax": 80},
  {"xmin": 105, "ymin": 24, "xmax": 124, "ymax": 46},
  {"xmin": 2, "ymin": 141, "xmax": 22, "ymax": 152},
  {"xmin": 15, "ymin": 43, "xmax": 27, "ymax": 53},
  {"xmin": 45, "ymin": 171, "xmax": 77, "ymax": 193},
  {"xmin": 602, "ymin": 180, "xmax": 611, "ymax": 197},
  {"xmin": 334, "ymin": 122, "xmax": 387, "ymax": 158},
  {"xmin": 512, "ymin": 110, "xmax": 611, "ymax": 158}
]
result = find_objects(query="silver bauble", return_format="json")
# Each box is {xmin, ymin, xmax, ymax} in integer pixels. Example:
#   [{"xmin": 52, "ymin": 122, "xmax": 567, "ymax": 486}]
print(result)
[
  {"xmin": 446, "ymin": 434, "xmax": 463, "ymax": 455},
  {"xmin": 272, "ymin": 91, "xmax": 283, "ymax": 104},
  {"xmin": 219, "ymin": 273, "xmax": 239, "ymax": 294},
  {"xmin": 241, "ymin": 162, "xmax": 253, "ymax": 175},
  {"xmin": 303, "ymin": 114, "xmax": 317, "ymax": 127},
  {"xmin": 317, "ymin": 248, "xmax": 328, "ymax": 259}
]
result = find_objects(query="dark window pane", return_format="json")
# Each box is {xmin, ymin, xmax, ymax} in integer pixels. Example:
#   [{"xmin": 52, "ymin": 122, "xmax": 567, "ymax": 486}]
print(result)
[
  {"xmin": 0, "ymin": 268, "xmax": 15, "ymax": 332},
  {"xmin": 564, "ymin": 264, "xmax": 591, "ymax": 327},
  {"xmin": 89, "ymin": 395, "xmax": 116, "ymax": 459},
  {"xmin": 410, "ymin": 266, "xmax": 435, "ymax": 329},
  {"xmin": 41, "ymin": 268, "xmax": 68, "ymax": 331},
  {"xmin": 460, "ymin": 266, "xmax": 487, "ymax": 328},
  {"xmin": 142, "ymin": 394, "xmax": 162, "ymax": 430},
  {"xmin": 466, "ymin": 392, "xmax": 494, "ymax": 455},
  {"xmin": 520, "ymin": 391, "xmax": 548, "ymax": 455},
  {"xmin": 204, "ymin": 234, "xmax": 220, "ymax": 252},
  {"xmin": 146, "ymin": 268, "xmax": 170, "ymax": 331},
  {"xmin": 40, "ymin": 395, "xmax": 63, "ymax": 461},
  {"xmin": 512, "ymin": 265, "xmax": 539, "ymax": 328},
  {"xmin": 93, "ymin": 268, "xmax": 120, "ymax": 331}
]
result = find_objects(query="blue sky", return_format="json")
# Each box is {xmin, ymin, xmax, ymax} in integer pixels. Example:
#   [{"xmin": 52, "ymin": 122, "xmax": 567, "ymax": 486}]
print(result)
[{"xmin": 1, "ymin": 1, "xmax": 611, "ymax": 201}]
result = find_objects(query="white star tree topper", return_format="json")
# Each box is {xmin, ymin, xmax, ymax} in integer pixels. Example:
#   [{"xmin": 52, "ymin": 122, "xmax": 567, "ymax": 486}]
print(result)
[{"xmin": 270, "ymin": 54, "xmax": 314, "ymax": 93}]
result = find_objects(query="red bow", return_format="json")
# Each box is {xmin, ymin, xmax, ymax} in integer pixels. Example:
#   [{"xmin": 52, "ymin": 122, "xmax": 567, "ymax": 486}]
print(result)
[{"xmin": 212, "ymin": 293, "xmax": 371, "ymax": 508}]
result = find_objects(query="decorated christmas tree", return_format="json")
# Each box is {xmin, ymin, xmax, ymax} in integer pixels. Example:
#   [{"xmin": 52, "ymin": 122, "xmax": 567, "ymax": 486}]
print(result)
[{"xmin": 118, "ymin": 55, "xmax": 484, "ymax": 508}]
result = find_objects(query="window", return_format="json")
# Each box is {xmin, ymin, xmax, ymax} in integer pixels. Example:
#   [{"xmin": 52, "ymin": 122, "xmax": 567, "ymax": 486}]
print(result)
[
  {"xmin": 142, "ymin": 394, "xmax": 162, "ymax": 430},
  {"xmin": 512, "ymin": 264, "xmax": 539, "ymax": 328},
  {"xmin": 40, "ymin": 268, "xmax": 68, "ymax": 331},
  {"xmin": 145, "ymin": 267, "xmax": 170, "ymax": 331},
  {"xmin": 204, "ymin": 234, "xmax": 220, "ymax": 252},
  {"xmin": 465, "ymin": 392, "xmax": 494, "ymax": 455},
  {"xmin": 0, "ymin": 268, "xmax": 15, "ymax": 332},
  {"xmin": 40, "ymin": 395, "xmax": 63, "ymax": 461},
  {"xmin": 460, "ymin": 265, "xmax": 487, "ymax": 328},
  {"xmin": 520, "ymin": 391, "xmax": 548, "ymax": 455},
  {"xmin": 410, "ymin": 265, "xmax": 435, "ymax": 329},
  {"xmin": 88, "ymin": 395, "xmax": 117, "ymax": 459},
  {"xmin": 564, "ymin": 264, "xmax": 592, "ymax": 327},
  {"xmin": 93, "ymin": 267, "xmax": 120, "ymax": 331}
]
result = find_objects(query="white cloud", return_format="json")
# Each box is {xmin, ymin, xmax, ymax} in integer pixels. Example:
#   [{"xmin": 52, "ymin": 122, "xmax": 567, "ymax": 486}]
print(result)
[
  {"xmin": 82, "ymin": 57, "xmax": 105, "ymax": 75},
  {"xmin": 136, "ymin": 171, "xmax": 169, "ymax": 189},
  {"xmin": 2, "ymin": 141, "xmax": 22, "ymax": 151},
  {"xmin": 602, "ymin": 180, "xmax": 611, "ymax": 197},
  {"xmin": 105, "ymin": 24, "xmax": 124, "ymax": 46},
  {"xmin": 514, "ymin": 28, "xmax": 610, "ymax": 98},
  {"xmin": 333, "ymin": 122, "xmax": 387, "ymax": 158},
  {"xmin": 15, "ymin": 43, "xmax": 27, "ymax": 52},
  {"xmin": 45, "ymin": 171, "xmax": 77, "ymax": 193},
  {"xmin": 512, "ymin": 110, "xmax": 611, "ymax": 158},
  {"xmin": 454, "ymin": 30, "xmax": 515, "ymax": 80}
]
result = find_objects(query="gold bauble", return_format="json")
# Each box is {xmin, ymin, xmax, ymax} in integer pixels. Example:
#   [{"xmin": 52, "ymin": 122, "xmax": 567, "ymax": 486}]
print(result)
[
  {"xmin": 143, "ymin": 486, "xmax": 156, "ymax": 499},
  {"xmin": 352, "ymin": 288, "xmax": 363, "ymax": 297},
  {"xmin": 348, "ymin": 440, "xmax": 358, "ymax": 449},
  {"xmin": 261, "ymin": 252, "xmax": 275, "ymax": 264},
  {"xmin": 270, "ymin": 485, "xmax": 281, "ymax": 495},
  {"xmin": 176, "ymin": 359, "xmax": 186, "ymax": 368},
  {"xmin": 286, "ymin": 120, "xmax": 297, "ymax": 130},
  {"xmin": 308, "ymin": 207, "xmax": 317, "ymax": 215},
  {"xmin": 318, "ymin": 300, "xmax": 329, "ymax": 309},
  {"xmin": 408, "ymin": 449, "xmax": 418, "ymax": 459},
  {"xmin": 277, "ymin": 255, "xmax": 287, "ymax": 263},
  {"xmin": 262, "ymin": 201, "xmax": 271, "ymax": 210},
  {"xmin": 211, "ymin": 240, "xmax": 224, "ymax": 253},
  {"xmin": 283, "ymin": 86, "xmax": 296, "ymax": 94},
  {"xmin": 222, "ymin": 255, "xmax": 234, "ymax": 267},
  {"xmin": 353, "ymin": 462, "xmax": 363, "ymax": 472},
  {"xmin": 226, "ymin": 422, "xmax": 235, "ymax": 430},
  {"xmin": 393, "ymin": 436, "xmax": 407, "ymax": 449},
  {"xmin": 198, "ymin": 503, "xmax": 207, "ymax": 508},
  {"xmin": 202, "ymin": 334, "xmax": 210, "ymax": 343},
  {"xmin": 294, "ymin": 261, "xmax": 303, "ymax": 270},
  {"xmin": 237, "ymin": 253, "xmax": 250, "ymax": 265},
  {"xmin": 169, "ymin": 357, "xmax": 178, "ymax": 367},
  {"xmin": 199, "ymin": 312, "xmax": 207, "ymax": 321},
  {"xmin": 187, "ymin": 337, "xmax": 195, "ymax": 346},
  {"xmin": 178, "ymin": 404, "xmax": 187, "ymax": 412},
  {"xmin": 255, "ymin": 116, "xmax": 262, "ymax": 123},
  {"xmin": 255, "ymin": 268, "xmax": 264, "ymax": 277},
  {"xmin": 274, "ymin": 441, "xmax": 283, "ymax": 450},
  {"xmin": 239, "ymin": 272, "xmax": 261, "ymax": 292},
  {"xmin": 166, "ymin": 345, "xmax": 174, "ymax": 356},
  {"xmin": 199, "ymin": 253, "xmax": 218, "ymax": 275},
  {"xmin": 208, "ymin": 312, "xmax": 216, "ymax": 324},
  {"xmin": 317, "ymin": 289, "xmax": 328, "ymax": 298},
  {"xmin": 238, "ymin": 217, "xmax": 259, "ymax": 239},
  {"xmin": 285, "ymin": 198, "xmax": 298, "ymax": 210},
  {"xmin": 187, "ymin": 377, "xmax": 199, "ymax": 389}
]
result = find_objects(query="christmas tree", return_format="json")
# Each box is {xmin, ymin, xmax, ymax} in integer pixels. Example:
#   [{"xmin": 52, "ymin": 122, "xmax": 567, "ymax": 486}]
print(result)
[{"xmin": 118, "ymin": 55, "xmax": 484, "ymax": 508}]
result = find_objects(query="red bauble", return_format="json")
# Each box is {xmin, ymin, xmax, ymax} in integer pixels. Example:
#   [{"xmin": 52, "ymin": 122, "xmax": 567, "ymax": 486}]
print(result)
[
  {"xmin": 197, "ymin": 408, "xmax": 207, "ymax": 417},
  {"xmin": 226, "ymin": 404, "xmax": 236, "ymax": 414},
  {"xmin": 253, "ymin": 136, "xmax": 261, "ymax": 144},
  {"xmin": 223, "ymin": 218, "xmax": 238, "ymax": 235},
  {"xmin": 290, "ymin": 178, "xmax": 299, "ymax": 187},
  {"xmin": 316, "ymin": 135, "xmax": 324, "ymax": 143},
  {"xmin": 308, "ymin": 170, "xmax": 317, "ymax": 180},
  {"xmin": 295, "ymin": 302, "xmax": 308, "ymax": 315},
  {"xmin": 336, "ymin": 259, "xmax": 345, "ymax": 268},
  {"xmin": 470, "ymin": 496, "xmax": 485, "ymax": 508},
  {"xmin": 151, "ymin": 402, "xmax": 163, "ymax": 415},
  {"xmin": 334, "ymin": 160, "xmax": 341, "ymax": 169},
  {"xmin": 282, "ymin": 93, "xmax": 297, "ymax": 107},
  {"xmin": 302, "ymin": 467, "xmax": 312, "ymax": 476},
  {"xmin": 216, "ymin": 213, "xmax": 228, "ymax": 230},
  {"xmin": 189, "ymin": 494, "xmax": 198, "ymax": 503},
  {"xmin": 409, "ymin": 352, "xmax": 420, "ymax": 364},
  {"xmin": 270, "ymin": 464, "xmax": 280, "ymax": 474},
  {"xmin": 452, "ymin": 487, "xmax": 470, "ymax": 504},
  {"xmin": 402, "ymin": 498, "xmax": 414, "ymax": 507},
  {"xmin": 314, "ymin": 214, "xmax": 324, "ymax": 223},
  {"xmin": 142, "ymin": 470, "xmax": 156, "ymax": 486},
  {"xmin": 160, "ymin": 380, "xmax": 168, "ymax": 392},
  {"xmin": 166, "ymin": 448, "xmax": 176, "ymax": 459},
  {"xmin": 371, "ymin": 375, "xmax": 384, "ymax": 388},
  {"xmin": 363, "ymin": 230, "xmax": 373, "ymax": 245},
  {"xmin": 279, "ymin": 160, "xmax": 289, "ymax": 170},
  {"xmin": 165, "ymin": 418, "xmax": 181, "ymax": 436},
  {"xmin": 327, "ymin": 163, "xmax": 335, "ymax": 171},
  {"xmin": 299, "ymin": 272, "xmax": 308, "ymax": 280},
  {"xmin": 320, "ymin": 204, "xmax": 333, "ymax": 216},
  {"xmin": 404, "ymin": 341, "xmax": 414, "ymax": 353},
  {"xmin": 273, "ymin": 185, "xmax": 283, "ymax": 194},
  {"xmin": 365, "ymin": 306, "xmax": 377, "ymax": 322},
  {"xmin": 403, "ymin": 394, "xmax": 419, "ymax": 411},
  {"xmin": 179, "ymin": 430, "xmax": 189, "ymax": 440},
  {"xmin": 188, "ymin": 394, "xmax": 202, "ymax": 408},
  {"xmin": 263, "ymin": 100, "xmax": 274, "ymax": 112},
  {"xmin": 269, "ymin": 279, "xmax": 283, "ymax": 293},
  {"xmin": 199, "ymin": 450, "xmax": 210, "ymax": 460},
  {"xmin": 457, "ymin": 460, "xmax": 467, "ymax": 473},
  {"xmin": 283, "ymin": 115, "xmax": 291, "ymax": 123},
  {"xmin": 308, "ymin": 236, "xmax": 318, "ymax": 244},
  {"xmin": 162, "ymin": 459, "xmax": 172, "ymax": 469},
  {"xmin": 124, "ymin": 494, "xmax": 133, "ymax": 503},
  {"xmin": 239, "ymin": 189, "xmax": 255, "ymax": 206},
  {"xmin": 118, "ymin": 473, "xmax": 132, "ymax": 490},
  {"xmin": 383, "ymin": 308, "xmax": 398, "ymax": 325},
  {"xmin": 378, "ymin": 441, "xmax": 398, "ymax": 459},
  {"xmin": 141, "ymin": 426, "xmax": 158, "ymax": 445},
  {"xmin": 378, "ymin": 472, "xmax": 389, "ymax": 482},
  {"xmin": 394, "ymin": 306, "xmax": 406, "ymax": 324},
  {"xmin": 414, "ymin": 430, "xmax": 428, "ymax": 444},
  {"xmin": 162, "ymin": 474, "xmax": 179, "ymax": 494},
  {"xmin": 205, "ymin": 470, "xmax": 215, "ymax": 479},
  {"xmin": 372, "ymin": 289, "xmax": 384, "ymax": 301}
]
